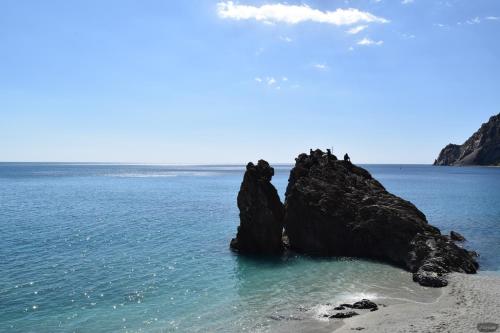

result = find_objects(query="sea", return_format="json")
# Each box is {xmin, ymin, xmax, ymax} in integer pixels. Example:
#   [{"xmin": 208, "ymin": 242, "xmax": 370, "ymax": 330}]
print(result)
[{"xmin": 1, "ymin": 163, "xmax": 499, "ymax": 332}]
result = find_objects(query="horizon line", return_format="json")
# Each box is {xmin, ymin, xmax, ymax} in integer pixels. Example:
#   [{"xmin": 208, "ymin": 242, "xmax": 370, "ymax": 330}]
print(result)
[{"xmin": 0, "ymin": 161, "xmax": 434, "ymax": 166}]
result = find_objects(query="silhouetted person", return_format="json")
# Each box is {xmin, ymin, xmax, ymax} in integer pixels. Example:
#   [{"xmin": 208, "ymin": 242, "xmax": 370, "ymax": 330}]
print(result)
[
  {"xmin": 326, "ymin": 149, "xmax": 332, "ymax": 156},
  {"xmin": 344, "ymin": 153, "xmax": 351, "ymax": 163}
]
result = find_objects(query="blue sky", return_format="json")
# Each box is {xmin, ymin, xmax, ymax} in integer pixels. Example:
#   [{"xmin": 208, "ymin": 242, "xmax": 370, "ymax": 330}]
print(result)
[{"xmin": 1, "ymin": 0, "xmax": 499, "ymax": 164}]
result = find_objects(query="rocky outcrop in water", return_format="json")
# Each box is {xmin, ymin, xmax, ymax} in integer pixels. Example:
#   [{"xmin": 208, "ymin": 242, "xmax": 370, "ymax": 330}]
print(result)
[
  {"xmin": 230, "ymin": 160, "xmax": 284, "ymax": 254},
  {"xmin": 434, "ymin": 113, "xmax": 500, "ymax": 166},
  {"xmin": 283, "ymin": 149, "xmax": 478, "ymax": 287},
  {"xmin": 231, "ymin": 150, "xmax": 479, "ymax": 286}
]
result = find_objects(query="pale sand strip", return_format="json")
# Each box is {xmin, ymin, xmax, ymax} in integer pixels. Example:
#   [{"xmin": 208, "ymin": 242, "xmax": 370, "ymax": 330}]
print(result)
[{"xmin": 335, "ymin": 273, "xmax": 500, "ymax": 333}]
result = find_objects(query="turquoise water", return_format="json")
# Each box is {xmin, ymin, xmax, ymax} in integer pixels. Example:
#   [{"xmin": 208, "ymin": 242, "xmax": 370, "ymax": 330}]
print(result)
[{"xmin": 1, "ymin": 164, "xmax": 499, "ymax": 332}]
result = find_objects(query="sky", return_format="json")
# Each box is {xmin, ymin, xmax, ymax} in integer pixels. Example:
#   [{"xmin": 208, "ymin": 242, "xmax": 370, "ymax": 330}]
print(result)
[{"xmin": 1, "ymin": 0, "xmax": 499, "ymax": 164}]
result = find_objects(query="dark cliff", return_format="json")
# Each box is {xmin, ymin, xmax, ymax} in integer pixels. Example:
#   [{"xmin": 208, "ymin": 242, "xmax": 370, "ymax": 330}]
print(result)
[{"xmin": 434, "ymin": 113, "xmax": 500, "ymax": 166}]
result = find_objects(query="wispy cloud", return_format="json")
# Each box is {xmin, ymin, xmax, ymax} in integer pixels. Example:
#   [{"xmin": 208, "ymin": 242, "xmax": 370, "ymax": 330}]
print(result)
[
  {"xmin": 357, "ymin": 37, "xmax": 383, "ymax": 46},
  {"xmin": 400, "ymin": 33, "xmax": 416, "ymax": 39},
  {"xmin": 465, "ymin": 17, "xmax": 481, "ymax": 25},
  {"xmin": 401, "ymin": 0, "xmax": 414, "ymax": 4},
  {"xmin": 279, "ymin": 36, "xmax": 293, "ymax": 42},
  {"xmin": 313, "ymin": 63, "xmax": 329, "ymax": 70},
  {"xmin": 458, "ymin": 16, "xmax": 499, "ymax": 26},
  {"xmin": 266, "ymin": 77, "xmax": 276, "ymax": 85},
  {"xmin": 346, "ymin": 25, "xmax": 368, "ymax": 34},
  {"xmin": 434, "ymin": 23, "xmax": 449, "ymax": 29},
  {"xmin": 255, "ymin": 76, "xmax": 291, "ymax": 90},
  {"xmin": 217, "ymin": 1, "xmax": 389, "ymax": 26},
  {"xmin": 254, "ymin": 77, "xmax": 277, "ymax": 85}
]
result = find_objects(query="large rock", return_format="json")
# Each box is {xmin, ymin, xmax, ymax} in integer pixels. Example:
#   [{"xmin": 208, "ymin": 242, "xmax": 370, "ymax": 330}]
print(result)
[
  {"xmin": 434, "ymin": 113, "xmax": 500, "ymax": 166},
  {"xmin": 283, "ymin": 149, "xmax": 478, "ymax": 286},
  {"xmin": 230, "ymin": 160, "xmax": 284, "ymax": 254}
]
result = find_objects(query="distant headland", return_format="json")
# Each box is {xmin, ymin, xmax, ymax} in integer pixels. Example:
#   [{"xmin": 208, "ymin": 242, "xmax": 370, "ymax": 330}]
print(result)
[{"xmin": 434, "ymin": 113, "xmax": 500, "ymax": 166}]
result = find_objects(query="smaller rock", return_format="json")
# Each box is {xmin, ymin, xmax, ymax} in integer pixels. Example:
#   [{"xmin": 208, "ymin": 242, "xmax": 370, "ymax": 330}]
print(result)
[
  {"xmin": 412, "ymin": 269, "xmax": 448, "ymax": 287},
  {"xmin": 334, "ymin": 306, "xmax": 345, "ymax": 310},
  {"xmin": 340, "ymin": 303, "xmax": 354, "ymax": 308},
  {"xmin": 450, "ymin": 231, "xmax": 466, "ymax": 242},
  {"xmin": 352, "ymin": 299, "xmax": 378, "ymax": 310},
  {"xmin": 370, "ymin": 307, "xmax": 378, "ymax": 312},
  {"xmin": 351, "ymin": 328, "xmax": 365, "ymax": 331},
  {"xmin": 329, "ymin": 311, "xmax": 359, "ymax": 319}
]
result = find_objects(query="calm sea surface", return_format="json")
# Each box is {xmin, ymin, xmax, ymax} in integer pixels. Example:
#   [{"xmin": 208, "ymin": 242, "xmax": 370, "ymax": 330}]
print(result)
[{"xmin": 1, "ymin": 163, "xmax": 499, "ymax": 332}]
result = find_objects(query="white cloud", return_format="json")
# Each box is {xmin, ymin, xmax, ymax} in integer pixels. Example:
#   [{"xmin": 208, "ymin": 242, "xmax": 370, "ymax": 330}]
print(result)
[
  {"xmin": 357, "ymin": 37, "xmax": 383, "ymax": 46},
  {"xmin": 346, "ymin": 25, "xmax": 368, "ymax": 34},
  {"xmin": 485, "ymin": 16, "xmax": 499, "ymax": 21},
  {"xmin": 217, "ymin": 1, "xmax": 388, "ymax": 26},
  {"xmin": 282, "ymin": 77, "xmax": 288, "ymax": 81},
  {"xmin": 401, "ymin": 0, "xmax": 414, "ymax": 4}
]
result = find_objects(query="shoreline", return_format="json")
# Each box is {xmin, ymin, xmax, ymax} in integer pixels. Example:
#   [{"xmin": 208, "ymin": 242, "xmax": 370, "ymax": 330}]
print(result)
[{"xmin": 334, "ymin": 272, "xmax": 500, "ymax": 333}]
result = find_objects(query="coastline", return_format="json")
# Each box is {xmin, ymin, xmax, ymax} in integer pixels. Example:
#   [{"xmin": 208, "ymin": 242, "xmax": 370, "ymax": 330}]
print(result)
[{"xmin": 334, "ymin": 272, "xmax": 500, "ymax": 333}]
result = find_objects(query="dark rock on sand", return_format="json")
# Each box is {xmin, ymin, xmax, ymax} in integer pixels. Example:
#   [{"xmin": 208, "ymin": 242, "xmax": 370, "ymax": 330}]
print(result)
[
  {"xmin": 283, "ymin": 149, "xmax": 478, "ymax": 286},
  {"xmin": 340, "ymin": 304, "xmax": 354, "ymax": 308},
  {"xmin": 434, "ymin": 113, "xmax": 500, "ymax": 166},
  {"xmin": 412, "ymin": 269, "xmax": 448, "ymax": 287},
  {"xmin": 352, "ymin": 299, "xmax": 378, "ymax": 310},
  {"xmin": 230, "ymin": 160, "xmax": 284, "ymax": 254},
  {"xmin": 329, "ymin": 311, "xmax": 359, "ymax": 319},
  {"xmin": 407, "ymin": 232, "xmax": 478, "ymax": 287},
  {"xmin": 450, "ymin": 230, "xmax": 466, "ymax": 242},
  {"xmin": 334, "ymin": 306, "xmax": 346, "ymax": 310}
]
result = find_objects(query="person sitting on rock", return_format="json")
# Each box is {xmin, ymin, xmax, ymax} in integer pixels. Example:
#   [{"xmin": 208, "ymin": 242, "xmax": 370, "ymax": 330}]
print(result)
[
  {"xmin": 327, "ymin": 149, "xmax": 332, "ymax": 156},
  {"xmin": 344, "ymin": 153, "xmax": 351, "ymax": 163}
]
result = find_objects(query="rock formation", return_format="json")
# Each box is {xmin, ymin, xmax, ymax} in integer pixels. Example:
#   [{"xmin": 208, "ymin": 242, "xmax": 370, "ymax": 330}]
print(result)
[
  {"xmin": 231, "ymin": 150, "xmax": 479, "ymax": 287},
  {"xmin": 283, "ymin": 149, "xmax": 478, "ymax": 286},
  {"xmin": 230, "ymin": 160, "xmax": 284, "ymax": 254},
  {"xmin": 434, "ymin": 113, "xmax": 500, "ymax": 166}
]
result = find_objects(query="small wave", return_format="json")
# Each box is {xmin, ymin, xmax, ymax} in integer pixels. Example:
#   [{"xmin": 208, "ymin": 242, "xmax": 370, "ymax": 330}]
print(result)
[
  {"xmin": 108, "ymin": 172, "xmax": 220, "ymax": 178},
  {"xmin": 310, "ymin": 291, "xmax": 379, "ymax": 320},
  {"xmin": 110, "ymin": 173, "xmax": 178, "ymax": 178}
]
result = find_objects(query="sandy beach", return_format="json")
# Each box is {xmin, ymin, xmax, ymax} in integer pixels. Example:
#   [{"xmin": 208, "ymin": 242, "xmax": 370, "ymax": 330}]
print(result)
[{"xmin": 335, "ymin": 272, "xmax": 500, "ymax": 333}]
